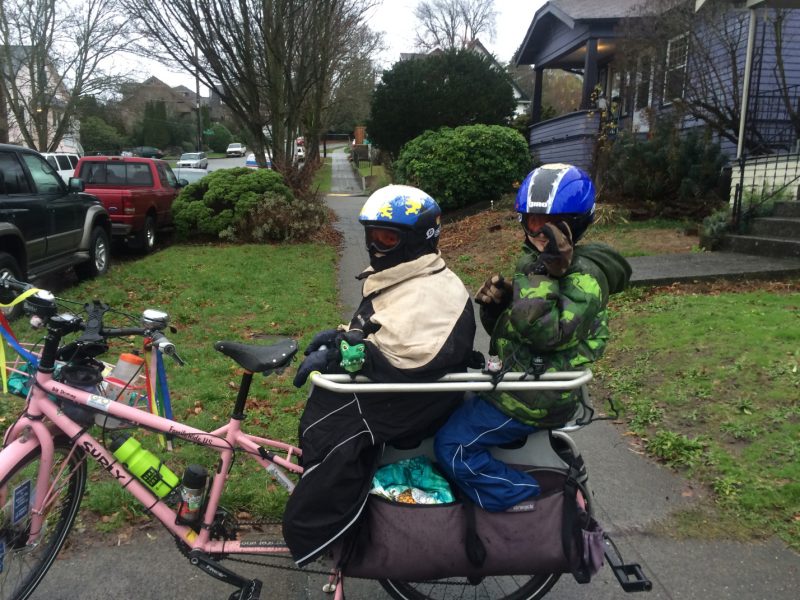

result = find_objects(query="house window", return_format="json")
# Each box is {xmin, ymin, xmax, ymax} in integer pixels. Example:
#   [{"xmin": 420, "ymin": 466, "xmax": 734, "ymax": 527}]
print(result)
[{"xmin": 663, "ymin": 33, "xmax": 689, "ymax": 103}]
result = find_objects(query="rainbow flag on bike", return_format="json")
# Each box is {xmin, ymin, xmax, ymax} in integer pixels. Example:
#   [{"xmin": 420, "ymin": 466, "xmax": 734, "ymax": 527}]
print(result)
[
  {"xmin": 144, "ymin": 346, "xmax": 174, "ymax": 450},
  {"xmin": 0, "ymin": 288, "xmax": 42, "ymax": 393}
]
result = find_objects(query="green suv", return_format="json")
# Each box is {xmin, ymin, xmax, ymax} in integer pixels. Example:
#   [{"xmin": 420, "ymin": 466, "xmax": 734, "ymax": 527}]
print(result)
[{"xmin": 0, "ymin": 144, "xmax": 112, "ymax": 315}]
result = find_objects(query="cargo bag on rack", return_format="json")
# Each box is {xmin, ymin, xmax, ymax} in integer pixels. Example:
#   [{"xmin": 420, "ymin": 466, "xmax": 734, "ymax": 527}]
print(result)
[{"xmin": 333, "ymin": 468, "xmax": 604, "ymax": 583}]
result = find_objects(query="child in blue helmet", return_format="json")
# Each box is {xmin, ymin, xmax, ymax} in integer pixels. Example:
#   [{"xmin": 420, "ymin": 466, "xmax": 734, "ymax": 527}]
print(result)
[{"xmin": 434, "ymin": 164, "xmax": 632, "ymax": 512}]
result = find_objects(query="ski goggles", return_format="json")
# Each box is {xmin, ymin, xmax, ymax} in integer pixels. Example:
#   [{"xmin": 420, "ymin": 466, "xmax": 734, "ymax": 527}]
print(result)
[
  {"xmin": 519, "ymin": 213, "xmax": 563, "ymax": 236},
  {"xmin": 365, "ymin": 226, "xmax": 404, "ymax": 253}
]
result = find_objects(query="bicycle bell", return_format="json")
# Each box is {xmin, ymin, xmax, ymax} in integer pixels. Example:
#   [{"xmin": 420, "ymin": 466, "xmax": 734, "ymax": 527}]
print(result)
[
  {"xmin": 24, "ymin": 290, "xmax": 58, "ymax": 319},
  {"xmin": 142, "ymin": 309, "xmax": 169, "ymax": 329}
]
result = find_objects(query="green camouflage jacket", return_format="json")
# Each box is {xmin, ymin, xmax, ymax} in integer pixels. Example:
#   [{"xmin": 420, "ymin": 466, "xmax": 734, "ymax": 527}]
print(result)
[{"xmin": 480, "ymin": 242, "xmax": 631, "ymax": 427}]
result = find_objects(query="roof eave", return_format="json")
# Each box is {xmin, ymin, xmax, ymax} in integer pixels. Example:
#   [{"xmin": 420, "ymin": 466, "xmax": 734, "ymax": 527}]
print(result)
[{"xmin": 514, "ymin": 3, "xmax": 576, "ymax": 66}]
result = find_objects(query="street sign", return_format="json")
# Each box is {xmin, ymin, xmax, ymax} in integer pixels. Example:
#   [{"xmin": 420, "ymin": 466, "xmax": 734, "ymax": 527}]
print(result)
[{"xmin": 203, "ymin": 129, "xmax": 214, "ymax": 135}]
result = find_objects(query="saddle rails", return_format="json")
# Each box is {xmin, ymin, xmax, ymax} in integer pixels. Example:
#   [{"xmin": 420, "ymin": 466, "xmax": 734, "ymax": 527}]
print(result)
[{"xmin": 309, "ymin": 370, "xmax": 652, "ymax": 596}]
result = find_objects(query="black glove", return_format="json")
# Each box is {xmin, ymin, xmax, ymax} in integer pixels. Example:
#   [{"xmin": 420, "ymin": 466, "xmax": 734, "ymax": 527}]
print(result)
[
  {"xmin": 475, "ymin": 274, "xmax": 512, "ymax": 306},
  {"xmin": 304, "ymin": 328, "xmax": 340, "ymax": 355},
  {"xmin": 532, "ymin": 222, "xmax": 574, "ymax": 277},
  {"xmin": 293, "ymin": 346, "xmax": 339, "ymax": 387}
]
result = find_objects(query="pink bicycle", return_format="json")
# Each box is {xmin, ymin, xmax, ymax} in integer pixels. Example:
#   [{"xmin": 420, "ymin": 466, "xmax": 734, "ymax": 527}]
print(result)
[{"xmin": 0, "ymin": 279, "xmax": 650, "ymax": 600}]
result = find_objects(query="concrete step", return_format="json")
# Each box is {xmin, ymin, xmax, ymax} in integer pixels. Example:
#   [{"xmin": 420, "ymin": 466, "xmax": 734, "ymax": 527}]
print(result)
[
  {"xmin": 720, "ymin": 233, "xmax": 800, "ymax": 258},
  {"xmin": 749, "ymin": 216, "xmax": 800, "ymax": 238},
  {"xmin": 773, "ymin": 201, "xmax": 800, "ymax": 218}
]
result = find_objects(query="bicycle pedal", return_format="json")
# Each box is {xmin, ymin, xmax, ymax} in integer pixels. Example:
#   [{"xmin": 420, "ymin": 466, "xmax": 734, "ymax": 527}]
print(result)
[{"xmin": 228, "ymin": 579, "xmax": 262, "ymax": 600}]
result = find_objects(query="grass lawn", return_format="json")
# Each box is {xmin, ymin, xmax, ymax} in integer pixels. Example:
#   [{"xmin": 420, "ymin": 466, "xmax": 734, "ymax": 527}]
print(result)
[
  {"xmin": 313, "ymin": 156, "xmax": 333, "ymax": 194},
  {"xmin": 596, "ymin": 281, "xmax": 800, "ymax": 549},
  {"xmin": 1, "ymin": 244, "xmax": 340, "ymax": 530},
  {"xmin": 356, "ymin": 161, "xmax": 390, "ymax": 194}
]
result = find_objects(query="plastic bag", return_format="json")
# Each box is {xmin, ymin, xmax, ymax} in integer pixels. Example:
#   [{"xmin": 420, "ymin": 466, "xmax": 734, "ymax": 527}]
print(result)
[{"xmin": 370, "ymin": 456, "xmax": 454, "ymax": 504}]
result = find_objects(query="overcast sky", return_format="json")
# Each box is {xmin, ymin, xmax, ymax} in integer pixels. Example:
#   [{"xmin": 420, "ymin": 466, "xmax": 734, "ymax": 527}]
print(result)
[
  {"xmin": 367, "ymin": 0, "xmax": 546, "ymax": 67},
  {"xmin": 144, "ymin": 0, "xmax": 546, "ymax": 92}
]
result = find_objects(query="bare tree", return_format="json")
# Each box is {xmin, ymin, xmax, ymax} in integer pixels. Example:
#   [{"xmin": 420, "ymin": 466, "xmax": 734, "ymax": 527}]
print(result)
[
  {"xmin": 414, "ymin": 0, "xmax": 496, "ymax": 51},
  {"xmin": 0, "ymin": 0, "xmax": 131, "ymax": 151},
  {"xmin": 119, "ymin": 0, "xmax": 377, "ymax": 176}
]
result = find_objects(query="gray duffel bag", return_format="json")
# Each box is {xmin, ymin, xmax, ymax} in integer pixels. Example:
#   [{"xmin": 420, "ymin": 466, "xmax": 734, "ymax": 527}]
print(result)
[{"xmin": 334, "ymin": 469, "xmax": 604, "ymax": 583}]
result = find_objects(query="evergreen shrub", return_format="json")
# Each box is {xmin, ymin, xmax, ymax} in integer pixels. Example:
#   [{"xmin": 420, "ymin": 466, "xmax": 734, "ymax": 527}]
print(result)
[
  {"xmin": 393, "ymin": 125, "xmax": 531, "ymax": 210},
  {"xmin": 172, "ymin": 168, "xmax": 326, "ymax": 242},
  {"xmin": 208, "ymin": 123, "xmax": 234, "ymax": 153},
  {"xmin": 601, "ymin": 117, "xmax": 727, "ymax": 219}
]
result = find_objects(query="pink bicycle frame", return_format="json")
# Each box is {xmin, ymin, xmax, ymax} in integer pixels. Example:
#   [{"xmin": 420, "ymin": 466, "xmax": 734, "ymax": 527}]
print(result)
[{"xmin": 0, "ymin": 369, "xmax": 303, "ymax": 557}]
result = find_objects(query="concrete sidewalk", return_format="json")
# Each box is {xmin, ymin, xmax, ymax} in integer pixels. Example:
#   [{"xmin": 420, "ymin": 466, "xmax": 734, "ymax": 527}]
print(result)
[
  {"xmin": 328, "ymin": 148, "xmax": 362, "ymax": 196},
  {"xmin": 628, "ymin": 251, "xmax": 800, "ymax": 285}
]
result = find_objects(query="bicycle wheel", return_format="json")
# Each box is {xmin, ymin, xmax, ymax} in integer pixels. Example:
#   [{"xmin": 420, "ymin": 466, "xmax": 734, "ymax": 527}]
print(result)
[
  {"xmin": 0, "ymin": 438, "xmax": 87, "ymax": 600},
  {"xmin": 380, "ymin": 573, "xmax": 559, "ymax": 600}
]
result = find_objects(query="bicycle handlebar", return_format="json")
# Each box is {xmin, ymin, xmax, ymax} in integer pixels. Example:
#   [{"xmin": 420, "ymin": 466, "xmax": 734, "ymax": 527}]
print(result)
[
  {"xmin": 0, "ymin": 275, "xmax": 34, "ymax": 293},
  {"xmin": 1, "ymin": 276, "xmax": 183, "ymax": 365}
]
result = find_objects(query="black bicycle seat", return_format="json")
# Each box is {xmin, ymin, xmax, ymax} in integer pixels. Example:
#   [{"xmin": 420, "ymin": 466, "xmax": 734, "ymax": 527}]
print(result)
[{"xmin": 214, "ymin": 339, "xmax": 298, "ymax": 373}]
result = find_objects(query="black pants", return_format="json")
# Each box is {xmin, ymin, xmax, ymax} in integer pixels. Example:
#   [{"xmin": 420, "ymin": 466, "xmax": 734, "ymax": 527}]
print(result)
[{"xmin": 282, "ymin": 388, "xmax": 462, "ymax": 566}]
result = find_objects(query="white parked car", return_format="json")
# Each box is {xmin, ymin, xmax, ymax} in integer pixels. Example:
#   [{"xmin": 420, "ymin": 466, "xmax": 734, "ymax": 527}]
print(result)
[
  {"xmin": 173, "ymin": 167, "xmax": 210, "ymax": 185},
  {"xmin": 176, "ymin": 152, "xmax": 208, "ymax": 169},
  {"xmin": 226, "ymin": 143, "xmax": 246, "ymax": 157},
  {"xmin": 41, "ymin": 152, "xmax": 80, "ymax": 183},
  {"xmin": 245, "ymin": 153, "xmax": 272, "ymax": 169}
]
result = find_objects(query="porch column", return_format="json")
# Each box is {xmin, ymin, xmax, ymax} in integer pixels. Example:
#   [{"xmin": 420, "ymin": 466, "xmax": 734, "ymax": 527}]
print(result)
[
  {"xmin": 580, "ymin": 38, "xmax": 599, "ymax": 109},
  {"xmin": 531, "ymin": 67, "xmax": 544, "ymax": 124}
]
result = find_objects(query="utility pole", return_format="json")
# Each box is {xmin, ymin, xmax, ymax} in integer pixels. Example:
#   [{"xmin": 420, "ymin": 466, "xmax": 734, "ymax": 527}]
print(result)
[{"xmin": 195, "ymin": 44, "xmax": 202, "ymax": 151}]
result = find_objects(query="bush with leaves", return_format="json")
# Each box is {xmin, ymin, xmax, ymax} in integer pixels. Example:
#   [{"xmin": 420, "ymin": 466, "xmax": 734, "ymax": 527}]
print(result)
[
  {"xmin": 392, "ymin": 125, "xmax": 531, "ymax": 210},
  {"xmin": 173, "ymin": 167, "xmax": 325, "ymax": 242},
  {"xmin": 207, "ymin": 123, "xmax": 234, "ymax": 153},
  {"xmin": 237, "ymin": 191, "xmax": 328, "ymax": 242},
  {"xmin": 600, "ymin": 117, "xmax": 727, "ymax": 219}
]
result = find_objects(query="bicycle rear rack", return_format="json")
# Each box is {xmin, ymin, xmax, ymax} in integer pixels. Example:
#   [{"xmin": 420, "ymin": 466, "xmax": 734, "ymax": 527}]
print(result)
[{"xmin": 603, "ymin": 533, "xmax": 653, "ymax": 592}]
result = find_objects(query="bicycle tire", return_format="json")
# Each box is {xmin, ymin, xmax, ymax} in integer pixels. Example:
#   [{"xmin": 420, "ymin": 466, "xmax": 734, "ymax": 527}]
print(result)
[
  {"xmin": 380, "ymin": 573, "xmax": 560, "ymax": 600},
  {"xmin": 0, "ymin": 438, "xmax": 87, "ymax": 600}
]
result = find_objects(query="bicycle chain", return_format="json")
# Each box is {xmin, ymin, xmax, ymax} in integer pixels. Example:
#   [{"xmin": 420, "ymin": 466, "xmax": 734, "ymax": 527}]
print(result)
[{"xmin": 173, "ymin": 516, "xmax": 336, "ymax": 577}]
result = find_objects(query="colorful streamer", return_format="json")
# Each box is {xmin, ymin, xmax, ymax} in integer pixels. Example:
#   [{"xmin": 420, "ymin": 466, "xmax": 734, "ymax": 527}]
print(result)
[{"xmin": 0, "ymin": 288, "xmax": 42, "ymax": 393}]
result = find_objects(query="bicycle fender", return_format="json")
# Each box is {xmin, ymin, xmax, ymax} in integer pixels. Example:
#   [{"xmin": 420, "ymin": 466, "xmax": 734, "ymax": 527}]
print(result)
[{"xmin": 0, "ymin": 435, "xmax": 43, "ymax": 482}]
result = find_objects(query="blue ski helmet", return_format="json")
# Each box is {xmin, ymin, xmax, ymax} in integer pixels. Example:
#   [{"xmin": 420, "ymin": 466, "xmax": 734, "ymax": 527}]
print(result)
[
  {"xmin": 515, "ymin": 164, "xmax": 596, "ymax": 242},
  {"xmin": 358, "ymin": 185, "xmax": 442, "ymax": 271}
]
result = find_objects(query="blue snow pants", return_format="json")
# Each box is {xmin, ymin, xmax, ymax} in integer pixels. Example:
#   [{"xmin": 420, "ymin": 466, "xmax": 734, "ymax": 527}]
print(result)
[{"xmin": 434, "ymin": 394, "xmax": 540, "ymax": 512}]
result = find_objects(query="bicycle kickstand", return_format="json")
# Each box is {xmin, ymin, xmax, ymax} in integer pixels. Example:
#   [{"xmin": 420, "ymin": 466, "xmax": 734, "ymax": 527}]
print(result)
[
  {"xmin": 322, "ymin": 568, "xmax": 345, "ymax": 600},
  {"xmin": 187, "ymin": 549, "xmax": 263, "ymax": 600}
]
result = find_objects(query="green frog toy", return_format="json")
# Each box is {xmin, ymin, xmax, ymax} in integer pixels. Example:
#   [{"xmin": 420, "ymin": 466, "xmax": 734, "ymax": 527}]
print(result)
[{"xmin": 339, "ymin": 339, "xmax": 366, "ymax": 373}]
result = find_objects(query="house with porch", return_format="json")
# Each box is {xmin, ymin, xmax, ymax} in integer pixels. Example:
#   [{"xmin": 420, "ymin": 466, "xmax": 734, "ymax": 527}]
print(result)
[
  {"xmin": 514, "ymin": 0, "xmax": 800, "ymax": 169},
  {"xmin": 514, "ymin": 0, "xmax": 800, "ymax": 257}
]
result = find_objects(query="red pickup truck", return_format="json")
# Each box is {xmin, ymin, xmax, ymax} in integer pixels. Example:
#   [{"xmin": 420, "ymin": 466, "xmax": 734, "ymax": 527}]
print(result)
[{"xmin": 74, "ymin": 156, "xmax": 182, "ymax": 252}]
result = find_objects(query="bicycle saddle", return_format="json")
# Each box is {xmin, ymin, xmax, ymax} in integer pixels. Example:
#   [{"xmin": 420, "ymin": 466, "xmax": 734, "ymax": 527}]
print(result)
[{"xmin": 214, "ymin": 338, "xmax": 298, "ymax": 373}]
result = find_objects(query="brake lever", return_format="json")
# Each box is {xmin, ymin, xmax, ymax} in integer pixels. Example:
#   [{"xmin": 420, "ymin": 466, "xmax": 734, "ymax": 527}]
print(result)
[{"xmin": 150, "ymin": 331, "xmax": 186, "ymax": 366}]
